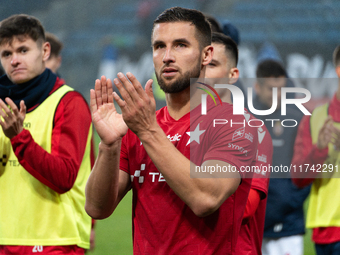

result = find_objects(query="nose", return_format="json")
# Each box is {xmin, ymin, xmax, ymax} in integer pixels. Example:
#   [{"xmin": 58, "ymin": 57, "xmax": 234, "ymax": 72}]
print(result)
[
  {"xmin": 11, "ymin": 53, "xmax": 19, "ymax": 66},
  {"xmin": 163, "ymin": 48, "xmax": 175, "ymax": 64}
]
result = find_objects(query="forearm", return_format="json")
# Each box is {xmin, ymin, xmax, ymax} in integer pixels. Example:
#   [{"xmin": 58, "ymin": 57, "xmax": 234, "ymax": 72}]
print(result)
[
  {"xmin": 11, "ymin": 129, "xmax": 79, "ymax": 193},
  {"xmin": 140, "ymin": 126, "xmax": 240, "ymax": 217},
  {"xmin": 85, "ymin": 140, "xmax": 122, "ymax": 219}
]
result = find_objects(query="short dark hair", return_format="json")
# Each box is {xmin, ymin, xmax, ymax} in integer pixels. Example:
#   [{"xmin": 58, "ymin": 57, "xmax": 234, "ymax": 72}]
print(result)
[
  {"xmin": 0, "ymin": 14, "xmax": 45, "ymax": 46},
  {"xmin": 205, "ymin": 15, "xmax": 222, "ymax": 33},
  {"xmin": 333, "ymin": 45, "xmax": 340, "ymax": 67},
  {"xmin": 256, "ymin": 59, "xmax": 287, "ymax": 79},
  {"xmin": 222, "ymin": 22, "xmax": 240, "ymax": 45},
  {"xmin": 45, "ymin": 32, "xmax": 63, "ymax": 58},
  {"xmin": 211, "ymin": 32, "xmax": 238, "ymax": 67},
  {"xmin": 152, "ymin": 7, "xmax": 211, "ymax": 48}
]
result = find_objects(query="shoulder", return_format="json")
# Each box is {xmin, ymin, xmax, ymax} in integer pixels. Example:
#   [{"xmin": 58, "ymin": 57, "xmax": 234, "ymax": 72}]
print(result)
[
  {"xmin": 311, "ymin": 102, "xmax": 329, "ymax": 116},
  {"xmin": 156, "ymin": 106, "xmax": 168, "ymax": 119},
  {"xmin": 54, "ymin": 88, "xmax": 91, "ymax": 118},
  {"xmin": 58, "ymin": 89, "xmax": 89, "ymax": 108}
]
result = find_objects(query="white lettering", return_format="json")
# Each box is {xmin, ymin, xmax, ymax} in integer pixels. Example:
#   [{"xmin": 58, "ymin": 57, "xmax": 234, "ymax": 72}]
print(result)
[
  {"xmin": 213, "ymin": 119, "xmax": 228, "ymax": 127},
  {"xmin": 149, "ymin": 172, "xmax": 159, "ymax": 182}
]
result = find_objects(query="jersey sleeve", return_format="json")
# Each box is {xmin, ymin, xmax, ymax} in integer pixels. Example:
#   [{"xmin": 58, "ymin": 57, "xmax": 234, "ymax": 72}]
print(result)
[
  {"xmin": 119, "ymin": 131, "xmax": 130, "ymax": 174},
  {"xmin": 11, "ymin": 91, "xmax": 92, "ymax": 194},
  {"xmin": 202, "ymin": 117, "xmax": 258, "ymax": 179},
  {"xmin": 291, "ymin": 115, "xmax": 328, "ymax": 187},
  {"xmin": 242, "ymin": 188, "xmax": 261, "ymax": 223},
  {"xmin": 251, "ymin": 125, "xmax": 272, "ymax": 198}
]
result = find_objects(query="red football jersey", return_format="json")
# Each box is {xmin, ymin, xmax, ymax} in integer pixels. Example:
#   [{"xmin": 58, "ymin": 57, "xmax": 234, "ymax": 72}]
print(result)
[
  {"xmin": 236, "ymin": 119, "xmax": 273, "ymax": 255},
  {"xmin": 120, "ymin": 100, "xmax": 257, "ymax": 254}
]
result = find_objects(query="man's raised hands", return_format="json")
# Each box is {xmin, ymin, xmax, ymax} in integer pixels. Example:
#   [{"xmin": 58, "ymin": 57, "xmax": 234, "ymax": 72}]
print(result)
[{"xmin": 90, "ymin": 76, "xmax": 128, "ymax": 146}]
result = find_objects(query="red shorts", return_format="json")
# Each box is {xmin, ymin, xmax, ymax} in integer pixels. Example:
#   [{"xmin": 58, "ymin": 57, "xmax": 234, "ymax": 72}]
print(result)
[{"xmin": 0, "ymin": 245, "xmax": 85, "ymax": 255}]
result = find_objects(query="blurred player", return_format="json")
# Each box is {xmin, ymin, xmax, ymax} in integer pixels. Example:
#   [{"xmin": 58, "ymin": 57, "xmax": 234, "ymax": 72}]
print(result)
[
  {"xmin": 45, "ymin": 32, "xmax": 63, "ymax": 74},
  {"xmin": 291, "ymin": 45, "xmax": 340, "ymax": 255},
  {"xmin": 252, "ymin": 60, "xmax": 310, "ymax": 255},
  {"xmin": 205, "ymin": 32, "xmax": 272, "ymax": 255}
]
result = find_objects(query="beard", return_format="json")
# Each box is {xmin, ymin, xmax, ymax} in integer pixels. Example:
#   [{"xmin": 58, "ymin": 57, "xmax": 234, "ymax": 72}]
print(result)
[{"xmin": 156, "ymin": 60, "xmax": 201, "ymax": 93}]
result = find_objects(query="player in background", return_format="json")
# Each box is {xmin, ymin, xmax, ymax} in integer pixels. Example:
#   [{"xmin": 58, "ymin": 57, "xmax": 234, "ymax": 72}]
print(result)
[
  {"xmin": 0, "ymin": 14, "xmax": 92, "ymax": 254},
  {"xmin": 45, "ymin": 32, "xmax": 63, "ymax": 75},
  {"xmin": 205, "ymin": 31, "xmax": 272, "ymax": 255},
  {"xmin": 252, "ymin": 59, "xmax": 310, "ymax": 255},
  {"xmin": 291, "ymin": 45, "xmax": 340, "ymax": 255},
  {"xmin": 85, "ymin": 7, "xmax": 257, "ymax": 255}
]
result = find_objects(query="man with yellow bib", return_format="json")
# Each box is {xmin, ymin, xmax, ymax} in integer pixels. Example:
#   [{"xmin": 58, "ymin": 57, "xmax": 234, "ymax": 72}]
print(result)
[
  {"xmin": 0, "ymin": 14, "xmax": 93, "ymax": 254},
  {"xmin": 292, "ymin": 45, "xmax": 340, "ymax": 255}
]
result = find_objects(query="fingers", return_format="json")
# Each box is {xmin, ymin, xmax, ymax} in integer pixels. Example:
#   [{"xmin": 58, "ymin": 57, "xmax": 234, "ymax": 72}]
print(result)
[
  {"xmin": 0, "ymin": 98, "xmax": 13, "ymax": 122},
  {"xmin": 19, "ymin": 100, "xmax": 26, "ymax": 119},
  {"xmin": 91, "ymin": 76, "xmax": 116, "ymax": 113},
  {"xmin": 0, "ymin": 99, "xmax": 7, "ymax": 127},
  {"xmin": 318, "ymin": 117, "xmax": 340, "ymax": 149},
  {"xmin": 145, "ymin": 79, "xmax": 154, "ymax": 98},
  {"xmin": 5, "ymin": 97, "xmax": 19, "ymax": 115},
  {"xmin": 116, "ymin": 72, "xmax": 150, "ymax": 103},
  {"xmin": 324, "ymin": 116, "xmax": 333, "ymax": 125},
  {"xmin": 113, "ymin": 76, "xmax": 132, "ymax": 108},
  {"xmin": 90, "ymin": 88, "xmax": 98, "ymax": 113},
  {"xmin": 100, "ymin": 76, "xmax": 114, "ymax": 104},
  {"xmin": 126, "ymin": 72, "xmax": 149, "ymax": 101},
  {"xmin": 0, "ymin": 98, "xmax": 26, "ymax": 133},
  {"xmin": 95, "ymin": 77, "xmax": 104, "ymax": 106},
  {"xmin": 112, "ymin": 91, "xmax": 126, "ymax": 110},
  {"xmin": 330, "ymin": 125, "xmax": 340, "ymax": 150},
  {"xmin": 317, "ymin": 118, "xmax": 333, "ymax": 149},
  {"xmin": 100, "ymin": 76, "xmax": 108, "ymax": 104},
  {"xmin": 145, "ymin": 79, "xmax": 156, "ymax": 108},
  {"xmin": 107, "ymin": 79, "xmax": 114, "ymax": 104}
]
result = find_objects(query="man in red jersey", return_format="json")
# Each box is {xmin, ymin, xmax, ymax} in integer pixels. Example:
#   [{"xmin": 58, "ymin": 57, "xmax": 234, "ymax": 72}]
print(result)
[
  {"xmin": 205, "ymin": 31, "xmax": 272, "ymax": 255},
  {"xmin": 291, "ymin": 46, "xmax": 340, "ymax": 255},
  {"xmin": 0, "ymin": 14, "xmax": 93, "ymax": 254},
  {"xmin": 85, "ymin": 7, "xmax": 257, "ymax": 255}
]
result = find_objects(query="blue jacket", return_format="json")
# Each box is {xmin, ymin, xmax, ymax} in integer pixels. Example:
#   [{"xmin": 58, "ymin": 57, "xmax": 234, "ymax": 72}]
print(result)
[{"xmin": 252, "ymin": 95, "xmax": 311, "ymax": 238}]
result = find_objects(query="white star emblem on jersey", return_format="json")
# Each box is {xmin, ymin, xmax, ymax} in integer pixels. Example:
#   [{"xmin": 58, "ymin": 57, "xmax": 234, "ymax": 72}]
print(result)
[
  {"xmin": 186, "ymin": 123, "xmax": 206, "ymax": 146},
  {"xmin": 236, "ymin": 130, "xmax": 243, "ymax": 136}
]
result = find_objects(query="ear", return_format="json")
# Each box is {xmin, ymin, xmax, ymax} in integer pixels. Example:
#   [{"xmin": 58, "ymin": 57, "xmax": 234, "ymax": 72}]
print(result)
[
  {"xmin": 42, "ymin": 41, "xmax": 51, "ymax": 62},
  {"xmin": 202, "ymin": 45, "xmax": 213, "ymax": 66},
  {"xmin": 336, "ymin": 66, "xmax": 340, "ymax": 78},
  {"xmin": 228, "ymin": 67, "xmax": 239, "ymax": 84}
]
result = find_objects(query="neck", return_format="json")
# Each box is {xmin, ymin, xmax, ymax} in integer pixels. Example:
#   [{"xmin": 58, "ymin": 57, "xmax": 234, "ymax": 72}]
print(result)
[
  {"xmin": 165, "ymin": 86, "xmax": 191, "ymax": 120},
  {"xmin": 218, "ymin": 89, "xmax": 232, "ymax": 104}
]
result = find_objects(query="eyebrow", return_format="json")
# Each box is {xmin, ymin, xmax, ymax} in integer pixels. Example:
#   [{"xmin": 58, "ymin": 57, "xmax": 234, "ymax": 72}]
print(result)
[
  {"xmin": 173, "ymin": 38, "xmax": 190, "ymax": 45},
  {"xmin": 152, "ymin": 38, "xmax": 191, "ymax": 47},
  {"xmin": 17, "ymin": 46, "xmax": 28, "ymax": 51},
  {"xmin": 210, "ymin": 59, "xmax": 220, "ymax": 65},
  {"xmin": 152, "ymin": 40, "xmax": 164, "ymax": 47}
]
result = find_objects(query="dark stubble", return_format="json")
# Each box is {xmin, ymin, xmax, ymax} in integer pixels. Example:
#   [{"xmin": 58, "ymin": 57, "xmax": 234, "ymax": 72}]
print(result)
[{"xmin": 156, "ymin": 59, "xmax": 201, "ymax": 93}]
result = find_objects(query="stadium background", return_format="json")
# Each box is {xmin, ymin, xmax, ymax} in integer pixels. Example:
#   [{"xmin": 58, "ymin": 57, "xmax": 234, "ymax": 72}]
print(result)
[{"xmin": 2, "ymin": 0, "xmax": 340, "ymax": 254}]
